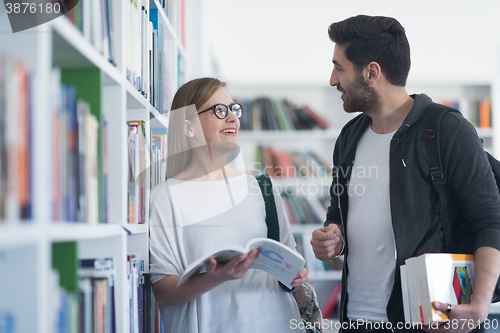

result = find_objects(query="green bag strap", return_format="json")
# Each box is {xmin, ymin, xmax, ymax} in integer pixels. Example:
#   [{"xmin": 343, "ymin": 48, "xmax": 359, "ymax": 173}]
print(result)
[
  {"xmin": 256, "ymin": 174, "xmax": 293, "ymax": 292},
  {"xmin": 255, "ymin": 174, "xmax": 280, "ymax": 242}
]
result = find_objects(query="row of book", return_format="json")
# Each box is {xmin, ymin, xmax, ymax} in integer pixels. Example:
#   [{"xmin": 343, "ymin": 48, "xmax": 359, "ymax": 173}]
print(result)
[
  {"xmin": 282, "ymin": 193, "xmax": 330, "ymax": 225},
  {"xmin": 66, "ymin": 0, "xmax": 116, "ymax": 65},
  {"xmin": 400, "ymin": 253, "xmax": 475, "ymax": 325},
  {"xmin": 0, "ymin": 52, "xmax": 33, "ymax": 221},
  {"xmin": 51, "ymin": 242, "xmax": 160, "ymax": 333},
  {"xmin": 151, "ymin": 132, "xmax": 167, "ymax": 187},
  {"xmin": 253, "ymin": 145, "xmax": 332, "ymax": 178},
  {"xmin": 128, "ymin": 121, "xmax": 148, "ymax": 224},
  {"xmin": 66, "ymin": 0, "xmax": 178, "ymax": 113},
  {"xmin": 51, "ymin": 68, "xmax": 107, "ymax": 223},
  {"xmin": 238, "ymin": 98, "xmax": 330, "ymax": 131},
  {"xmin": 440, "ymin": 97, "xmax": 492, "ymax": 128},
  {"xmin": 125, "ymin": 0, "xmax": 174, "ymax": 112}
]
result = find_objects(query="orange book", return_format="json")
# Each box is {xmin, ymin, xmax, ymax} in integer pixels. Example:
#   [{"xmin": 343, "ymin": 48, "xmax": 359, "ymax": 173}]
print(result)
[
  {"xmin": 479, "ymin": 98, "xmax": 491, "ymax": 128},
  {"xmin": 17, "ymin": 63, "xmax": 30, "ymax": 218}
]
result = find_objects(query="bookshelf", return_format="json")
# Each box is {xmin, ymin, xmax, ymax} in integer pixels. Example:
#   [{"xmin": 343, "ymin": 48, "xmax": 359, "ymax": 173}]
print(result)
[
  {"xmin": 0, "ymin": 0, "xmax": 190, "ymax": 332},
  {"xmin": 406, "ymin": 81, "xmax": 496, "ymax": 155}
]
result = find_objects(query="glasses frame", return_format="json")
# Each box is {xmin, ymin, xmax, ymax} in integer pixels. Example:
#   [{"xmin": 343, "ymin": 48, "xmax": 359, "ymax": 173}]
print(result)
[{"xmin": 198, "ymin": 103, "xmax": 243, "ymax": 119}]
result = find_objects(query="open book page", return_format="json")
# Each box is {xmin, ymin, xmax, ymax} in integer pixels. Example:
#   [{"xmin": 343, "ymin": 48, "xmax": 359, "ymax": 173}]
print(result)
[
  {"xmin": 246, "ymin": 238, "xmax": 305, "ymax": 289},
  {"xmin": 177, "ymin": 238, "xmax": 305, "ymax": 288}
]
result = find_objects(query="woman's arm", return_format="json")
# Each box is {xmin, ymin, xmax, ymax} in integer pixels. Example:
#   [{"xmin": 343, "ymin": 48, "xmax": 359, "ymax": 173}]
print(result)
[{"xmin": 153, "ymin": 249, "xmax": 260, "ymax": 308}]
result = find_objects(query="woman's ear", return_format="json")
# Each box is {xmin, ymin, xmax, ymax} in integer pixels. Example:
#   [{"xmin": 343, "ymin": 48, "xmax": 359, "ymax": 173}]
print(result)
[{"xmin": 185, "ymin": 119, "xmax": 194, "ymax": 138}]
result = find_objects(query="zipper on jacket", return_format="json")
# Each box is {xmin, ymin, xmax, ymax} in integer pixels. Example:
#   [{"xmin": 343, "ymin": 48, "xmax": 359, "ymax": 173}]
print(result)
[
  {"xmin": 336, "ymin": 165, "xmax": 349, "ymax": 332},
  {"xmin": 388, "ymin": 141, "xmax": 399, "ymax": 327}
]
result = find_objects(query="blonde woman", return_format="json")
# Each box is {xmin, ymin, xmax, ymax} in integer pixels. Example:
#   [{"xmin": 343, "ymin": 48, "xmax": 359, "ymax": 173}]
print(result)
[{"xmin": 149, "ymin": 77, "xmax": 308, "ymax": 333}]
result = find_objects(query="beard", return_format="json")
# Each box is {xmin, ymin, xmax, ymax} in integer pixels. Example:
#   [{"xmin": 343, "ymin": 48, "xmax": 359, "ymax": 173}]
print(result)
[{"xmin": 340, "ymin": 73, "xmax": 381, "ymax": 115}]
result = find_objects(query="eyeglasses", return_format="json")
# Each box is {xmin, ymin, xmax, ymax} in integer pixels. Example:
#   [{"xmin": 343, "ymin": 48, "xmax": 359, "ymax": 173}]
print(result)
[{"xmin": 198, "ymin": 103, "xmax": 243, "ymax": 119}]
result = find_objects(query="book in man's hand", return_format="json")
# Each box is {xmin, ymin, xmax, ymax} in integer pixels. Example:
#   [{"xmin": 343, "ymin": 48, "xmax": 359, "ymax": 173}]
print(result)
[
  {"xmin": 177, "ymin": 238, "xmax": 306, "ymax": 289},
  {"xmin": 400, "ymin": 253, "xmax": 474, "ymax": 325}
]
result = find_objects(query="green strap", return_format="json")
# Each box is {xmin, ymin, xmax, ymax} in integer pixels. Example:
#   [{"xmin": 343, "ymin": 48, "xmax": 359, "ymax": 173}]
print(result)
[{"xmin": 255, "ymin": 174, "xmax": 280, "ymax": 242}]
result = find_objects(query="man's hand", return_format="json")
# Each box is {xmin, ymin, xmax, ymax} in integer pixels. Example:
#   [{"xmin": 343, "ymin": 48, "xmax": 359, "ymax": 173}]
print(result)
[
  {"xmin": 423, "ymin": 302, "xmax": 488, "ymax": 333},
  {"xmin": 310, "ymin": 224, "xmax": 343, "ymax": 261}
]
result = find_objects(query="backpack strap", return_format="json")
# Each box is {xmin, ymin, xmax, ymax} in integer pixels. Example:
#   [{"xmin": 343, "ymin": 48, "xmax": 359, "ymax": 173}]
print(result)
[
  {"xmin": 256, "ymin": 174, "xmax": 295, "ymax": 292},
  {"xmin": 421, "ymin": 103, "xmax": 453, "ymax": 252},
  {"xmin": 255, "ymin": 174, "xmax": 280, "ymax": 242}
]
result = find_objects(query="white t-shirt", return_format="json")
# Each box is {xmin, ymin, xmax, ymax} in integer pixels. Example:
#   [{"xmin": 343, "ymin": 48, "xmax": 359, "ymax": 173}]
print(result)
[
  {"xmin": 346, "ymin": 126, "xmax": 397, "ymax": 322},
  {"xmin": 149, "ymin": 174, "xmax": 305, "ymax": 333}
]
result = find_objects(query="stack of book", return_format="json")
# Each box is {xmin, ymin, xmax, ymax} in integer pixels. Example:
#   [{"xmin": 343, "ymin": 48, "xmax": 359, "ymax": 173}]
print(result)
[
  {"xmin": 400, "ymin": 253, "xmax": 475, "ymax": 325},
  {"xmin": 239, "ymin": 98, "xmax": 330, "ymax": 131}
]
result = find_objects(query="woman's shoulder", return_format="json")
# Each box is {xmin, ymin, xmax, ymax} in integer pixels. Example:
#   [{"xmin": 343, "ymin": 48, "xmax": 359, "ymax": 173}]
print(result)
[{"xmin": 150, "ymin": 180, "xmax": 171, "ymax": 203}]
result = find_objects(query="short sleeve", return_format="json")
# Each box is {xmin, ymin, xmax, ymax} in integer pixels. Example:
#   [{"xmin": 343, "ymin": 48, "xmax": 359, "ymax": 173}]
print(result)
[{"xmin": 149, "ymin": 183, "xmax": 184, "ymax": 284}]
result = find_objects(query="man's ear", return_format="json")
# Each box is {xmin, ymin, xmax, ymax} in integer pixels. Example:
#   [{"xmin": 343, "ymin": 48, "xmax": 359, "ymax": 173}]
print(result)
[
  {"xmin": 365, "ymin": 61, "xmax": 381, "ymax": 84},
  {"xmin": 185, "ymin": 119, "xmax": 194, "ymax": 138}
]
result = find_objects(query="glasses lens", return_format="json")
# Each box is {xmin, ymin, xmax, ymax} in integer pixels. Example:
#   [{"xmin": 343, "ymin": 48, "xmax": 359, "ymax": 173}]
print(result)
[
  {"xmin": 214, "ymin": 104, "xmax": 228, "ymax": 119},
  {"xmin": 231, "ymin": 104, "xmax": 243, "ymax": 118}
]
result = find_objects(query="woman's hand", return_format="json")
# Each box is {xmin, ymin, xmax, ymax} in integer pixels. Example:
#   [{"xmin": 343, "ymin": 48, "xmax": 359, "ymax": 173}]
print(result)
[
  {"xmin": 204, "ymin": 249, "xmax": 261, "ymax": 284},
  {"xmin": 291, "ymin": 267, "xmax": 309, "ymax": 288}
]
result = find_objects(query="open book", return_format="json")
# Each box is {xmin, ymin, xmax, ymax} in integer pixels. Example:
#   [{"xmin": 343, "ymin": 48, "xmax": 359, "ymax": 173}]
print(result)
[{"xmin": 177, "ymin": 238, "xmax": 306, "ymax": 289}]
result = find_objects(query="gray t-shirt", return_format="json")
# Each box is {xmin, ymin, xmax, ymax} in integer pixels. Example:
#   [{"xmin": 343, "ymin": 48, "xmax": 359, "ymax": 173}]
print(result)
[{"xmin": 346, "ymin": 126, "xmax": 397, "ymax": 322}]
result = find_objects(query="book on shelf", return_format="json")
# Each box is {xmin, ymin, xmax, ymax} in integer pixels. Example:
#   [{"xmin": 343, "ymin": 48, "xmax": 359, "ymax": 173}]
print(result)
[
  {"xmin": 52, "ymin": 68, "xmax": 103, "ymax": 223},
  {"xmin": 177, "ymin": 238, "xmax": 306, "ymax": 289},
  {"xmin": 282, "ymin": 193, "xmax": 329, "ymax": 225},
  {"xmin": 151, "ymin": 131, "xmax": 167, "ymax": 187},
  {"xmin": 253, "ymin": 145, "xmax": 332, "ymax": 179},
  {"xmin": 51, "ymin": 241, "xmax": 80, "ymax": 331},
  {"xmin": 79, "ymin": 257, "xmax": 117, "ymax": 333},
  {"xmin": 400, "ymin": 253, "xmax": 475, "ymax": 325},
  {"xmin": 66, "ymin": 0, "xmax": 116, "ymax": 65},
  {"xmin": 128, "ymin": 120, "xmax": 150, "ymax": 224},
  {"xmin": 0, "ymin": 311, "xmax": 14, "ymax": 333},
  {"xmin": 127, "ymin": 254, "xmax": 149, "ymax": 333},
  {"xmin": 322, "ymin": 282, "xmax": 342, "ymax": 319},
  {"xmin": 0, "ymin": 53, "xmax": 33, "ymax": 221},
  {"xmin": 441, "ymin": 97, "xmax": 492, "ymax": 128},
  {"xmin": 238, "ymin": 97, "xmax": 330, "ymax": 131}
]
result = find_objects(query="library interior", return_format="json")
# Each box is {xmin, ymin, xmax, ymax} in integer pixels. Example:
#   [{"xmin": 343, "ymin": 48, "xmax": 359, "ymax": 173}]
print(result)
[{"xmin": 1, "ymin": 0, "xmax": 500, "ymax": 332}]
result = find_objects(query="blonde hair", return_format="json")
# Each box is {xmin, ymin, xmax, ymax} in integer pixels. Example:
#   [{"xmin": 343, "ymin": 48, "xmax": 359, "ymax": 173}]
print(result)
[{"xmin": 166, "ymin": 78, "xmax": 226, "ymax": 178}]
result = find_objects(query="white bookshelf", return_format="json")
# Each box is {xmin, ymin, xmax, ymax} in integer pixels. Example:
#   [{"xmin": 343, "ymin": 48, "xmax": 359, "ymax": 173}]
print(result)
[{"xmin": 0, "ymin": 0, "xmax": 192, "ymax": 332}]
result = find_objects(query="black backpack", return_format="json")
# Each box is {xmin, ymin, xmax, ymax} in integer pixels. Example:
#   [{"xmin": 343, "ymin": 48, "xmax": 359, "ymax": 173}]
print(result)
[{"xmin": 421, "ymin": 102, "xmax": 500, "ymax": 303}]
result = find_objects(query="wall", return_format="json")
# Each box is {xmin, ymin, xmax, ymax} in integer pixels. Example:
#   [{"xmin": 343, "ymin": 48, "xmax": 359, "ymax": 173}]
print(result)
[{"xmin": 207, "ymin": 0, "xmax": 500, "ymax": 86}]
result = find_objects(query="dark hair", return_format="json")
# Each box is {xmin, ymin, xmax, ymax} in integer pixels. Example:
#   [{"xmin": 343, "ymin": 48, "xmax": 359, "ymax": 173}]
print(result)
[{"xmin": 328, "ymin": 15, "xmax": 411, "ymax": 86}]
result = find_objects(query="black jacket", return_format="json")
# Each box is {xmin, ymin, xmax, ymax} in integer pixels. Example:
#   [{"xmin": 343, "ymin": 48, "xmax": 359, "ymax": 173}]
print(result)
[{"xmin": 325, "ymin": 94, "xmax": 500, "ymax": 329}]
